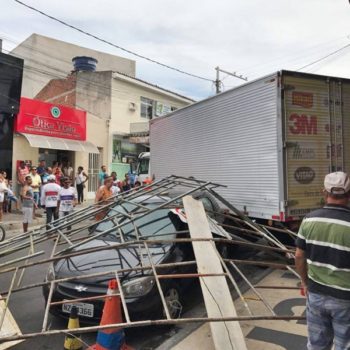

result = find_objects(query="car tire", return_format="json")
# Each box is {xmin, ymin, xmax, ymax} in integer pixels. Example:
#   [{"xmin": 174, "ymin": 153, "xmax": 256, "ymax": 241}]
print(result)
[
  {"xmin": 163, "ymin": 283, "xmax": 182, "ymax": 319},
  {"xmin": 0, "ymin": 225, "xmax": 5, "ymax": 242},
  {"xmin": 216, "ymin": 242, "xmax": 231, "ymax": 259}
]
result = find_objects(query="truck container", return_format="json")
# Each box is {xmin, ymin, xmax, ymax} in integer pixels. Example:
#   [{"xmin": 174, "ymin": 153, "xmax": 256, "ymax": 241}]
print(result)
[{"xmin": 150, "ymin": 70, "xmax": 350, "ymax": 222}]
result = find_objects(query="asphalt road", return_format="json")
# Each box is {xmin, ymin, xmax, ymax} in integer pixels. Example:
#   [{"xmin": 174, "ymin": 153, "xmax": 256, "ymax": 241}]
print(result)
[
  {"xmin": 0, "ymin": 238, "xmax": 206, "ymax": 350},
  {"xmin": 1, "ymin": 234, "xmax": 292, "ymax": 350}
]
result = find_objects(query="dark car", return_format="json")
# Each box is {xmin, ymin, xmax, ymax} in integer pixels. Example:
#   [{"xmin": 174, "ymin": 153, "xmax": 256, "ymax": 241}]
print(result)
[{"xmin": 43, "ymin": 194, "xmax": 231, "ymax": 323}]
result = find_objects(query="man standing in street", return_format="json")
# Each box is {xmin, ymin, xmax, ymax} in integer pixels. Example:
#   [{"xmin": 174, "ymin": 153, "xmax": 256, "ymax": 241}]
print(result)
[
  {"xmin": 75, "ymin": 166, "xmax": 88, "ymax": 204},
  {"xmin": 57, "ymin": 177, "xmax": 77, "ymax": 230},
  {"xmin": 21, "ymin": 175, "xmax": 37, "ymax": 233},
  {"xmin": 62, "ymin": 160, "xmax": 74, "ymax": 182},
  {"xmin": 29, "ymin": 166, "xmax": 42, "ymax": 214},
  {"xmin": 37, "ymin": 160, "xmax": 46, "ymax": 180},
  {"xmin": 98, "ymin": 165, "xmax": 107, "ymax": 186},
  {"xmin": 41, "ymin": 175, "xmax": 61, "ymax": 230},
  {"xmin": 295, "ymin": 171, "xmax": 350, "ymax": 350},
  {"xmin": 95, "ymin": 176, "xmax": 114, "ymax": 221}
]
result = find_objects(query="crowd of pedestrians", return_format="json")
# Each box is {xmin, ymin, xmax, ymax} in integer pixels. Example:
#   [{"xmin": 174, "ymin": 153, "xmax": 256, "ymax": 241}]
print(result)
[
  {"xmin": 0, "ymin": 159, "xmax": 84, "ymax": 233},
  {"xmin": 0, "ymin": 161, "xmax": 144, "ymax": 233}
]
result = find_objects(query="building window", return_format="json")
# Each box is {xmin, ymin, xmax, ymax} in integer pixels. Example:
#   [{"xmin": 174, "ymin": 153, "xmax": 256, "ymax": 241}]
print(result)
[{"xmin": 141, "ymin": 97, "xmax": 154, "ymax": 119}]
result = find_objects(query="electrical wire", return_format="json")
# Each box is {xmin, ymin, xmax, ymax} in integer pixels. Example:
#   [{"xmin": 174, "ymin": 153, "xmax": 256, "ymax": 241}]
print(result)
[
  {"xmin": 12, "ymin": 0, "xmax": 214, "ymax": 83},
  {"xmin": 1, "ymin": 46, "xmax": 193, "ymax": 106},
  {"xmin": 297, "ymin": 43, "xmax": 350, "ymax": 71}
]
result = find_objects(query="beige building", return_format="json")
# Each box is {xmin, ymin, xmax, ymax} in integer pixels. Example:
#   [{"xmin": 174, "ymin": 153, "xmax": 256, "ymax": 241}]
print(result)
[
  {"xmin": 9, "ymin": 34, "xmax": 192, "ymax": 199},
  {"xmin": 10, "ymin": 33, "xmax": 135, "ymax": 98},
  {"xmin": 32, "ymin": 67, "xmax": 193, "ymax": 198}
]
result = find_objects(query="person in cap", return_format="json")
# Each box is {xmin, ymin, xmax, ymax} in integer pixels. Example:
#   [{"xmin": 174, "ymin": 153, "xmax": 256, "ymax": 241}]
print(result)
[
  {"xmin": 41, "ymin": 174, "xmax": 61, "ymax": 230},
  {"xmin": 295, "ymin": 171, "xmax": 350, "ymax": 350}
]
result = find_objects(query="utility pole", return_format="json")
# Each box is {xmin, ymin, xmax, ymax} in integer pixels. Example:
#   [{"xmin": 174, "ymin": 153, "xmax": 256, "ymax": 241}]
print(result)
[
  {"xmin": 215, "ymin": 66, "xmax": 221, "ymax": 94},
  {"xmin": 215, "ymin": 66, "xmax": 248, "ymax": 94}
]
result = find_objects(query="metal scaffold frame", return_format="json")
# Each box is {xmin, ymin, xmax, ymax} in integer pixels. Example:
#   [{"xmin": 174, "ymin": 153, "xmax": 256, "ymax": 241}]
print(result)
[{"xmin": 0, "ymin": 175, "xmax": 303, "ymax": 347}]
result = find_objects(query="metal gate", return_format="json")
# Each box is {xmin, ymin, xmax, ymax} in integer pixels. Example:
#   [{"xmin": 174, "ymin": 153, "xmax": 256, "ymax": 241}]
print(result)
[{"xmin": 88, "ymin": 151, "xmax": 101, "ymax": 195}]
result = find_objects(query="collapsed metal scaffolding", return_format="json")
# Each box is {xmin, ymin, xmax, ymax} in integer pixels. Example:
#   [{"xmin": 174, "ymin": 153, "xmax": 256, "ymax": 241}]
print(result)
[{"xmin": 0, "ymin": 176, "xmax": 303, "ymax": 346}]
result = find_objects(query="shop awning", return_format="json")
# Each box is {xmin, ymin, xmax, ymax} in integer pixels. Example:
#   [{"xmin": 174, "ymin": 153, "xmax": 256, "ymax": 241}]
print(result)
[{"xmin": 21, "ymin": 133, "xmax": 100, "ymax": 154}]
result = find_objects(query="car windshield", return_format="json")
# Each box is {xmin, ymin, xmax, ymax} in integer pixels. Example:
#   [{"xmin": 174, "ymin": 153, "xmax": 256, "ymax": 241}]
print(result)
[{"xmin": 94, "ymin": 202, "xmax": 178, "ymax": 242}]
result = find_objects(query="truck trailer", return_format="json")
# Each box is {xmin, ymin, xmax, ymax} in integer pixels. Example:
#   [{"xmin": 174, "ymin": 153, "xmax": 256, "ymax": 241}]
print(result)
[{"xmin": 150, "ymin": 70, "xmax": 350, "ymax": 223}]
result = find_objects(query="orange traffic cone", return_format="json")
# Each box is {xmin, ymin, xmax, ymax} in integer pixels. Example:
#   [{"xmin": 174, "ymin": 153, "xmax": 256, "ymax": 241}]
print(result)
[{"xmin": 88, "ymin": 279, "xmax": 133, "ymax": 350}]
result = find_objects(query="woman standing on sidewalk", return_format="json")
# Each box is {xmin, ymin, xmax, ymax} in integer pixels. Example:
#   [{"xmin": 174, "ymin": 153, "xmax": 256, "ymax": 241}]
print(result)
[{"xmin": 75, "ymin": 166, "xmax": 89, "ymax": 204}]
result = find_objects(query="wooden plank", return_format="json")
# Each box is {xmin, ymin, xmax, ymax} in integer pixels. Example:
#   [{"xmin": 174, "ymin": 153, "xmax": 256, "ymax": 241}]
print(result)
[
  {"xmin": 0, "ymin": 298, "xmax": 23, "ymax": 349},
  {"xmin": 183, "ymin": 196, "xmax": 247, "ymax": 350}
]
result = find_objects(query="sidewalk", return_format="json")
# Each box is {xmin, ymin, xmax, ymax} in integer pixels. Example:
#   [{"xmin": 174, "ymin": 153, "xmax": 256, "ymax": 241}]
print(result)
[{"xmin": 1, "ymin": 200, "xmax": 94, "ymax": 234}]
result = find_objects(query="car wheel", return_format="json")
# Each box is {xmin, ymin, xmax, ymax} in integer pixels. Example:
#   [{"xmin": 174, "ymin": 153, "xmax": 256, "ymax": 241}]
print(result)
[
  {"xmin": 163, "ymin": 284, "xmax": 182, "ymax": 319},
  {"xmin": 0, "ymin": 225, "xmax": 5, "ymax": 242},
  {"xmin": 216, "ymin": 242, "xmax": 230, "ymax": 259}
]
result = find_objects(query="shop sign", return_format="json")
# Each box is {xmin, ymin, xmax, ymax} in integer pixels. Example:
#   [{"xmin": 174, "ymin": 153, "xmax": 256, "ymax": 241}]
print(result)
[
  {"xmin": 294, "ymin": 167, "xmax": 315, "ymax": 184},
  {"xmin": 15, "ymin": 97, "xmax": 86, "ymax": 140},
  {"xmin": 292, "ymin": 91, "xmax": 313, "ymax": 108},
  {"xmin": 129, "ymin": 136, "xmax": 150, "ymax": 144}
]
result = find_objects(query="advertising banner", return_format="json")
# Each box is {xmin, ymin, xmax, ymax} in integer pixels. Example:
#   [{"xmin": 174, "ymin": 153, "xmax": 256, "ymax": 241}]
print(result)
[{"xmin": 15, "ymin": 97, "xmax": 86, "ymax": 140}]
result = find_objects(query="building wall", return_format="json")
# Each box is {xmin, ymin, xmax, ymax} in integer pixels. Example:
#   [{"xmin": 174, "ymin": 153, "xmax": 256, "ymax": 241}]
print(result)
[
  {"xmin": 110, "ymin": 76, "xmax": 190, "ymax": 135},
  {"xmin": 12, "ymin": 134, "xmax": 39, "ymax": 194},
  {"xmin": 35, "ymin": 74, "xmax": 77, "ymax": 106},
  {"xmin": 76, "ymin": 71, "xmax": 112, "ymax": 121},
  {"xmin": 11, "ymin": 33, "xmax": 136, "ymax": 98}
]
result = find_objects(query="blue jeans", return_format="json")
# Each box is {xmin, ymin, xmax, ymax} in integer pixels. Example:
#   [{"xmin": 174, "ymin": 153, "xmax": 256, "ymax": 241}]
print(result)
[
  {"xmin": 307, "ymin": 291, "xmax": 350, "ymax": 350},
  {"xmin": 33, "ymin": 192, "xmax": 40, "ymax": 206}
]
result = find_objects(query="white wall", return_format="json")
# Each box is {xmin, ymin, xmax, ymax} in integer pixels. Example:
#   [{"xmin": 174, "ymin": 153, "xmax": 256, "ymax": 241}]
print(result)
[{"xmin": 110, "ymin": 76, "xmax": 192, "ymax": 135}]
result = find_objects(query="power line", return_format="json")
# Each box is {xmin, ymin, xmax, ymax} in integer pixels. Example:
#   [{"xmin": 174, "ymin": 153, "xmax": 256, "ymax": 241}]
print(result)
[
  {"xmin": 0, "ymin": 34, "xmax": 194, "ymax": 100},
  {"xmin": 13, "ymin": 0, "xmax": 214, "ymax": 83},
  {"xmin": 297, "ymin": 43, "xmax": 350, "ymax": 71},
  {"xmin": 1, "ymin": 43, "xmax": 193, "ymax": 103}
]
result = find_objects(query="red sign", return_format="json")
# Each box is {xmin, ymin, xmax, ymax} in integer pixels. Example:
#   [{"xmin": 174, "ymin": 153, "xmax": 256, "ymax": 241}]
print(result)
[
  {"xmin": 15, "ymin": 97, "xmax": 86, "ymax": 140},
  {"xmin": 292, "ymin": 92, "xmax": 313, "ymax": 109},
  {"xmin": 289, "ymin": 114, "xmax": 317, "ymax": 135}
]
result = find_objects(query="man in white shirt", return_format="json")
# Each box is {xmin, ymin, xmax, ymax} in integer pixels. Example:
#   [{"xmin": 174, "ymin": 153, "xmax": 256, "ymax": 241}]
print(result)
[
  {"xmin": 58, "ymin": 178, "xmax": 77, "ymax": 218},
  {"xmin": 57, "ymin": 177, "xmax": 77, "ymax": 231},
  {"xmin": 41, "ymin": 175, "xmax": 61, "ymax": 229},
  {"xmin": 111, "ymin": 171, "xmax": 121, "ymax": 196}
]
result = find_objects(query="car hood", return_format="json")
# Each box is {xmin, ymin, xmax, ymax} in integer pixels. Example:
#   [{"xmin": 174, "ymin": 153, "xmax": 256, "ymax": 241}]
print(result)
[{"xmin": 54, "ymin": 239, "xmax": 173, "ymax": 284}]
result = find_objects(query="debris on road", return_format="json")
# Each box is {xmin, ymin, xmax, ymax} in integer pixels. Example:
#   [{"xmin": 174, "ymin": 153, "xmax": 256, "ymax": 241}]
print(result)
[{"xmin": 0, "ymin": 176, "xmax": 304, "ymax": 349}]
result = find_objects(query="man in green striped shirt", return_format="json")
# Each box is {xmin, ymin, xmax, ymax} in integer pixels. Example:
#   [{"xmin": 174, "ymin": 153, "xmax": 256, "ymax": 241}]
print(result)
[{"xmin": 295, "ymin": 171, "xmax": 350, "ymax": 350}]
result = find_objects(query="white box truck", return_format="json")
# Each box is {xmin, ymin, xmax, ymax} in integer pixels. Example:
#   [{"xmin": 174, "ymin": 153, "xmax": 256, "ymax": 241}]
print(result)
[{"xmin": 150, "ymin": 70, "xmax": 350, "ymax": 223}]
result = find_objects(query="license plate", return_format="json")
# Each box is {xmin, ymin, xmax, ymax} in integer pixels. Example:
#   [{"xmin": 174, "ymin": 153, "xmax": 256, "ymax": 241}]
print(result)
[{"xmin": 62, "ymin": 301, "xmax": 94, "ymax": 318}]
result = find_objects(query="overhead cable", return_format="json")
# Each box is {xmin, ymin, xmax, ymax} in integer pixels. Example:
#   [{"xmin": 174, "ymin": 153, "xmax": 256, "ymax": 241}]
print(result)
[
  {"xmin": 297, "ymin": 43, "xmax": 350, "ymax": 71},
  {"xmin": 13, "ymin": 0, "xmax": 214, "ymax": 82}
]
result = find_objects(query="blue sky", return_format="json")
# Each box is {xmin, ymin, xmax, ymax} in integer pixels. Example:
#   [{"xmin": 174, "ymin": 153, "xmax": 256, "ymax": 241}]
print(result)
[{"xmin": 1, "ymin": 0, "xmax": 350, "ymax": 100}]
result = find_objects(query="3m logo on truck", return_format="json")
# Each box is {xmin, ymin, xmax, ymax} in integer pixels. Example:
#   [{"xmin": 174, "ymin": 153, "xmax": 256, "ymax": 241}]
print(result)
[
  {"xmin": 294, "ymin": 167, "xmax": 315, "ymax": 184},
  {"xmin": 292, "ymin": 92, "xmax": 313, "ymax": 108},
  {"xmin": 289, "ymin": 114, "xmax": 317, "ymax": 135}
]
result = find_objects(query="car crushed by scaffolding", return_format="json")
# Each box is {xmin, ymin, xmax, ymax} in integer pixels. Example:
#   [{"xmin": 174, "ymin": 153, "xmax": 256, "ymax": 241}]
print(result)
[{"xmin": 0, "ymin": 176, "xmax": 304, "ymax": 349}]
